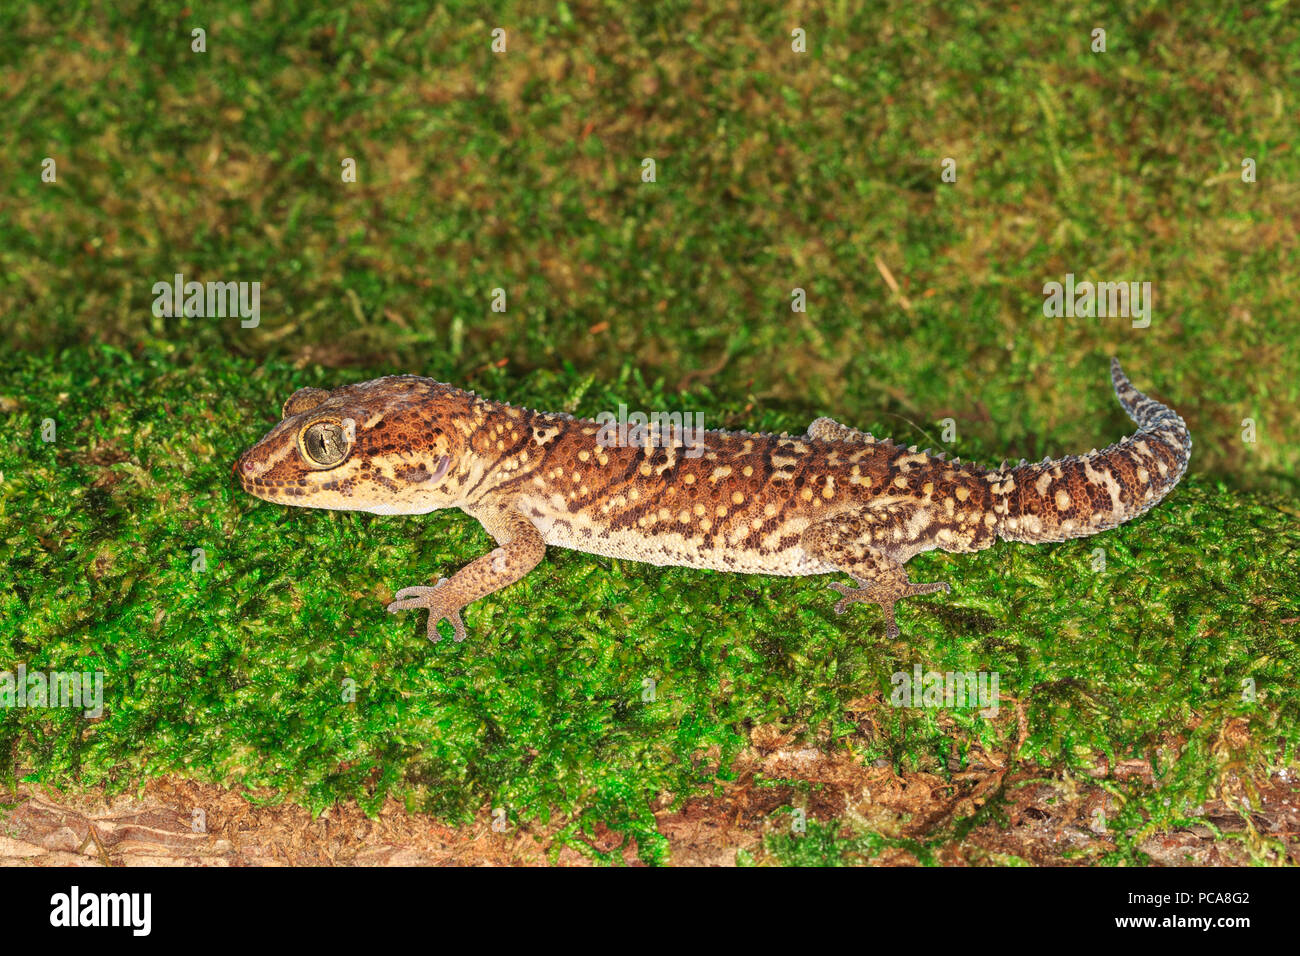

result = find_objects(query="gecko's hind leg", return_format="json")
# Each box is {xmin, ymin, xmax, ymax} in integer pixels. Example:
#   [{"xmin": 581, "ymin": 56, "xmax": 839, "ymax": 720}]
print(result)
[
  {"xmin": 825, "ymin": 575, "xmax": 950, "ymax": 639},
  {"xmin": 801, "ymin": 510, "xmax": 950, "ymax": 639}
]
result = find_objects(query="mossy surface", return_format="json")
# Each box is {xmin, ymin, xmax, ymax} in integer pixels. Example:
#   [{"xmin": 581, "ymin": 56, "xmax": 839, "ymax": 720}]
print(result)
[{"xmin": 2, "ymin": 345, "xmax": 1296, "ymax": 863}]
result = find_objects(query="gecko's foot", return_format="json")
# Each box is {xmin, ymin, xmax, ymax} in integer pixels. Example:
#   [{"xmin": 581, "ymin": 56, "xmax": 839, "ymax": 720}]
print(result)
[
  {"xmin": 387, "ymin": 578, "xmax": 468, "ymax": 643},
  {"xmin": 827, "ymin": 578, "xmax": 951, "ymax": 639}
]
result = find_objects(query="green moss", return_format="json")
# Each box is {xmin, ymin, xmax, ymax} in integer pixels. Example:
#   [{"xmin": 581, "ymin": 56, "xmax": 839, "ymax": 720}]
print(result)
[{"xmin": 1, "ymin": 345, "xmax": 1296, "ymax": 863}]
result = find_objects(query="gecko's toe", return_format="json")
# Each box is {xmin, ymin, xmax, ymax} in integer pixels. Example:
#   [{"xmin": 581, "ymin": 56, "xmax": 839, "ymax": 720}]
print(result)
[
  {"xmin": 827, "ymin": 580, "xmax": 858, "ymax": 615},
  {"xmin": 907, "ymin": 580, "xmax": 950, "ymax": 597},
  {"xmin": 827, "ymin": 579, "xmax": 880, "ymax": 616},
  {"xmin": 388, "ymin": 594, "xmax": 428, "ymax": 612},
  {"xmin": 389, "ymin": 578, "xmax": 451, "ymax": 612},
  {"xmin": 425, "ymin": 606, "xmax": 467, "ymax": 643}
]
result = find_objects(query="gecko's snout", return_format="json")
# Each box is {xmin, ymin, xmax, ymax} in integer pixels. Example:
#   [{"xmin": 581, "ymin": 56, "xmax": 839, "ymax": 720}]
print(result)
[{"xmin": 233, "ymin": 449, "xmax": 261, "ymax": 484}]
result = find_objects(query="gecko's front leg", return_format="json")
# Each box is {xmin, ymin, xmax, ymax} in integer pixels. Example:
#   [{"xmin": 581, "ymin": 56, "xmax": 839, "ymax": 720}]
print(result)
[{"xmin": 387, "ymin": 502, "xmax": 546, "ymax": 642}]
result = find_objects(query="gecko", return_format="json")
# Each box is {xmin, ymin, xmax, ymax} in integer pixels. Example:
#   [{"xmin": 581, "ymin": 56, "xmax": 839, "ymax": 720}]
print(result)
[{"xmin": 234, "ymin": 359, "xmax": 1191, "ymax": 642}]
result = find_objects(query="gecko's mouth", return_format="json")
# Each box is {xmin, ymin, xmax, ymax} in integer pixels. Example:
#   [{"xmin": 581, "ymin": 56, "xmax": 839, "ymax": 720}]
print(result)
[
  {"xmin": 236, "ymin": 475, "xmax": 295, "ymax": 498},
  {"xmin": 233, "ymin": 451, "xmax": 295, "ymax": 498},
  {"xmin": 233, "ymin": 453, "xmax": 452, "ymax": 497}
]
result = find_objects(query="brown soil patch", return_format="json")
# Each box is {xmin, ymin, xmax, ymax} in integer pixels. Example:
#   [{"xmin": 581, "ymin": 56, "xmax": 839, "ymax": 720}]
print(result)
[{"xmin": 5, "ymin": 748, "xmax": 1295, "ymax": 866}]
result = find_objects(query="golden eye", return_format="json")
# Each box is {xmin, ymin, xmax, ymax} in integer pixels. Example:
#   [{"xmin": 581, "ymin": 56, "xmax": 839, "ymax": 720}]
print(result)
[{"xmin": 301, "ymin": 421, "xmax": 349, "ymax": 467}]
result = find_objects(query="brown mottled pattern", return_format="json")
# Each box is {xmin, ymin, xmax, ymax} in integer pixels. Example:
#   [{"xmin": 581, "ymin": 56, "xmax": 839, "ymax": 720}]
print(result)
[
  {"xmin": 234, "ymin": 360, "xmax": 1190, "ymax": 641},
  {"xmin": 997, "ymin": 359, "xmax": 1192, "ymax": 544}
]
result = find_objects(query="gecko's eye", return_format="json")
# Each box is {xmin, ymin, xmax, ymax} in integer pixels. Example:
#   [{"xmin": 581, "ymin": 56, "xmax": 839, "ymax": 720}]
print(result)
[{"xmin": 300, "ymin": 421, "xmax": 350, "ymax": 467}]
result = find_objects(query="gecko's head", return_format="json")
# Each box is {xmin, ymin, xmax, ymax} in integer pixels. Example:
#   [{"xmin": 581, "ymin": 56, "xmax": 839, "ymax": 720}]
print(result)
[{"xmin": 234, "ymin": 376, "xmax": 474, "ymax": 515}]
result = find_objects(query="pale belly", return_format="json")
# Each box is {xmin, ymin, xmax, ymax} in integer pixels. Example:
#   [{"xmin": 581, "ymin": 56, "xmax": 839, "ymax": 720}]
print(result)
[{"xmin": 517, "ymin": 494, "xmax": 833, "ymax": 577}]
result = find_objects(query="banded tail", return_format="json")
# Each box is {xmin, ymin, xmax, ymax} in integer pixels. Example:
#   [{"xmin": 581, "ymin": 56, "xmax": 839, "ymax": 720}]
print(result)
[{"xmin": 997, "ymin": 359, "xmax": 1191, "ymax": 543}]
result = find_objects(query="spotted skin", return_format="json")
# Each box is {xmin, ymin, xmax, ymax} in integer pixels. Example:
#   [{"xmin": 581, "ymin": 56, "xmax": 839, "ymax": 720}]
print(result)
[{"xmin": 234, "ymin": 360, "xmax": 1190, "ymax": 642}]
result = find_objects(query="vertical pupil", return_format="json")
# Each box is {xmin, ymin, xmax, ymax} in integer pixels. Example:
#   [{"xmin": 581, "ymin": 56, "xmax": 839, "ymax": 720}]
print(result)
[{"xmin": 309, "ymin": 424, "xmax": 344, "ymax": 463}]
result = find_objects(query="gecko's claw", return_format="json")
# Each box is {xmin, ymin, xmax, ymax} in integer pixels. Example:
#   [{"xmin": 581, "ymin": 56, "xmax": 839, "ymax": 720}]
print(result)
[{"xmin": 387, "ymin": 578, "xmax": 468, "ymax": 642}]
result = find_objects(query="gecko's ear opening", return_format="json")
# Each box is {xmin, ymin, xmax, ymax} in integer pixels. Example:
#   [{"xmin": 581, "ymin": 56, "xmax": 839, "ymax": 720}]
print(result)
[{"xmin": 282, "ymin": 387, "xmax": 330, "ymax": 419}]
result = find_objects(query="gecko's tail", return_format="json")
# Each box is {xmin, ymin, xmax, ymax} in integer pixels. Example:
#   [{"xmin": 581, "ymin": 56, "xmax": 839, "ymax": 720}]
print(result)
[{"xmin": 995, "ymin": 359, "xmax": 1191, "ymax": 544}]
